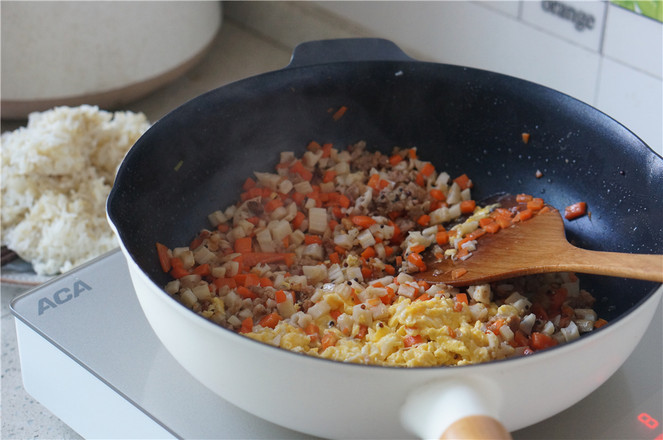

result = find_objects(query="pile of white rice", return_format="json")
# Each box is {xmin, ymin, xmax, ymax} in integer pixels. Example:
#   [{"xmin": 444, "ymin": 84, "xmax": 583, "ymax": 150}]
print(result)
[{"xmin": 1, "ymin": 105, "xmax": 150, "ymax": 275}]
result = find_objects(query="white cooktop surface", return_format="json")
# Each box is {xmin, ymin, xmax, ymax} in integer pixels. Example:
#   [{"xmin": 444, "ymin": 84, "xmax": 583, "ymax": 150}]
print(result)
[{"xmin": 11, "ymin": 249, "xmax": 662, "ymax": 439}]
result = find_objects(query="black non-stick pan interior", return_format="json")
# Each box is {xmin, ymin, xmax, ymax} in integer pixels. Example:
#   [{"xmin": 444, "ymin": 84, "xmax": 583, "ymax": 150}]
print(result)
[{"xmin": 108, "ymin": 51, "xmax": 662, "ymax": 325}]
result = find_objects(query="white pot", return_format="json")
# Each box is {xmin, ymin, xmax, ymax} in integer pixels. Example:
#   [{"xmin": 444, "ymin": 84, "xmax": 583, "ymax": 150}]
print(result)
[
  {"xmin": 117, "ymin": 238, "xmax": 661, "ymax": 439},
  {"xmin": 1, "ymin": 1, "xmax": 222, "ymax": 118}
]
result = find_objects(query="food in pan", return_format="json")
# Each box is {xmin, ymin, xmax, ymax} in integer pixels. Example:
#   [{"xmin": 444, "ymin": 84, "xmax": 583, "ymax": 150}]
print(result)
[
  {"xmin": 1, "ymin": 105, "xmax": 150, "ymax": 275},
  {"xmin": 156, "ymin": 141, "xmax": 606, "ymax": 367}
]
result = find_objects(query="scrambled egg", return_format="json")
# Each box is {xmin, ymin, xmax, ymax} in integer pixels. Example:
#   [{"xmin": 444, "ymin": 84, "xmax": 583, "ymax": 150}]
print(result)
[{"xmin": 246, "ymin": 280, "xmax": 515, "ymax": 367}]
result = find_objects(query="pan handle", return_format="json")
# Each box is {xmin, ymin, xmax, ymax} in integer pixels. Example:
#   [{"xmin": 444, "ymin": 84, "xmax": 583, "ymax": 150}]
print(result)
[
  {"xmin": 401, "ymin": 378, "xmax": 512, "ymax": 440},
  {"xmin": 286, "ymin": 38, "xmax": 416, "ymax": 69}
]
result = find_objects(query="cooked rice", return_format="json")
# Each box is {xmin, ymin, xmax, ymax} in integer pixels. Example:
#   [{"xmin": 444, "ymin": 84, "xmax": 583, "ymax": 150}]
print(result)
[{"xmin": 1, "ymin": 105, "xmax": 150, "ymax": 275}]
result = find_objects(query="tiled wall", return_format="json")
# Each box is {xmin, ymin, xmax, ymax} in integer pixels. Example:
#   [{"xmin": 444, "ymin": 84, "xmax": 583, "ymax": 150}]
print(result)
[
  {"xmin": 314, "ymin": 1, "xmax": 662, "ymax": 155},
  {"xmin": 226, "ymin": 1, "xmax": 661, "ymax": 155}
]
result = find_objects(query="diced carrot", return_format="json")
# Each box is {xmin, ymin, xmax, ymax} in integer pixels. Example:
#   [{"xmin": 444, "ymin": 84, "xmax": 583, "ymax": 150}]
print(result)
[
  {"xmin": 420, "ymin": 162, "xmax": 435, "ymax": 177},
  {"xmin": 493, "ymin": 214, "xmax": 512, "ymax": 229},
  {"xmin": 516, "ymin": 193, "xmax": 533, "ymax": 203},
  {"xmin": 241, "ymin": 187, "xmax": 263, "ymax": 202},
  {"xmin": 332, "ymin": 105, "xmax": 347, "ymax": 121},
  {"xmin": 514, "ymin": 208, "xmax": 534, "ymax": 222},
  {"xmin": 264, "ymin": 198, "xmax": 283, "ymax": 213},
  {"xmin": 236, "ymin": 286, "xmax": 258, "ymax": 299},
  {"xmin": 234, "ymin": 237, "xmax": 253, "ymax": 254},
  {"xmin": 367, "ymin": 173, "xmax": 381, "ymax": 191},
  {"xmin": 453, "ymin": 174, "xmax": 472, "ymax": 190},
  {"xmin": 240, "ymin": 252, "xmax": 296, "ymax": 268},
  {"xmin": 384, "ymin": 264, "xmax": 396, "ymax": 276},
  {"xmin": 291, "ymin": 192, "xmax": 306, "ymax": 207},
  {"xmin": 290, "ymin": 160, "xmax": 313, "ymax": 181},
  {"xmin": 320, "ymin": 332, "xmax": 338, "ymax": 350},
  {"xmin": 189, "ymin": 230, "xmax": 210, "ymax": 250},
  {"xmin": 527, "ymin": 198, "xmax": 544, "ymax": 211},
  {"xmin": 274, "ymin": 290, "xmax": 288, "ymax": 303},
  {"xmin": 389, "ymin": 154, "xmax": 403, "ymax": 166},
  {"xmin": 361, "ymin": 246, "xmax": 376, "ymax": 259},
  {"xmin": 259, "ymin": 277, "xmax": 273, "ymax": 287},
  {"xmin": 240, "ymin": 317, "xmax": 253, "ymax": 334},
  {"xmin": 156, "ymin": 242, "xmax": 171, "ymax": 273},
  {"xmin": 304, "ymin": 323, "xmax": 320, "ymax": 338},
  {"xmin": 380, "ymin": 286, "xmax": 396, "ymax": 305},
  {"xmin": 338, "ymin": 194, "xmax": 351, "ymax": 209},
  {"xmin": 436, "ymin": 230, "xmax": 449, "ymax": 245},
  {"xmin": 407, "ymin": 252, "xmax": 425, "ymax": 269},
  {"xmin": 417, "ymin": 214, "xmax": 430, "ymax": 227},
  {"xmin": 403, "ymin": 334, "xmax": 425, "ymax": 347},
  {"xmin": 323, "ymin": 169, "xmax": 337, "ymax": 183},
  {"xmin": 415, "ymin": 172, "xmax": 425, "ymax": 187},
  {"xmin": 530, "ymin": 332, "xmax": 558, "ymax": 350},
  {"xmin": 361, "ymin": 266, "xmax": 373, "ymax": 279},
  {"xmin": 594, "ymin": 318, "xmax": 608, "ymax": 328},
  {"xmin": 408, "ymin": 148, "xmax": 418, "ymax": 159},
  {"xmin": 259, "ymin": 312, "xmax": 281, "ymax": 329},
  {"xmin": 482, "ymin": 221, "xmax": 500, "ymax": 234},
  {"xmin": 192, "ymin": 263, "xmax": 210, "ymax": 277},
  {"xmin": 479, "ymin": 217, "xmax": 493, "ymax": 227},
  {"xmin": 169, "ymin": 257, "xmax": 189, "ymax": 279},
  {"xmin": 410, "ymin": 244, "xmax": 426, "ymax": 254},
  {"xmin": 456, "ymin": 247, "xmax": 470, "ymax": 259},
  {"xmin": 292, "ymin": 211, "xmax": 306, "ymax": 229},
  {"xmin": 451, "ymin": 268, "xmax": 467, "ymax": 280},
  {"xmin": 454, "ymin": 292, "xmax": 468, "ymax": 312},
  {"xmin": 388, "ymin": 210, "xmax": 403, "ymax": 220},
  {"xmin": 330, "ymin": 308, "xmax": 343, "ymax": 320},
  {"xmin": 321, "ymin": 142, "xmax": 333, "ymax": 158},
  {"xmin": 417, "ymin": 293, "xmax": 431, "ymax": 301},
  {"xmin": 417, "ymin": 280, "xmax": 430, "ymax": 291},
  {"xmin": 460, "ymin": 200, "xmax": 476, "ymax": 214},
  {"xmin": 235, "ymin": 273, "xmax": 260, "ymax": 287},
  {"xmin": 356, "ymin": 324, "xmax": 369, "ymax": 339},
  {"xmin": 329, "ymin": 252, "xmax": 340, "ymax": 264},
  {"xmin": 214, "ymin": 277, "xmax": 237, "ymax": 289},
  {"xmin": 350, "ymin": 215, "xmax": 376, "ymax": 228},
  {"xmin": 242, "ymin": 177, "xmax": 257, "ymax": 191},
  {"xmin": 564, "ymin": 202, "xmax": 587, "ymax": 220},
  {"xmin": 487, "ymin": 318, "xmax": 505, "ymax": 334},
  {"xmin": 522, "ymin": 132, "xmax": 530, "ymax": 144},
  {"xmin": 430, "ymin": 188, "xmax": 446, "ymax": 201},
  {"xmin": 307, "ymin": 140, "xmax": 322, "ymax": 152},
  {"xmin": 512, "ymin": 330, "xmax": 529, "ymax": 347},
  {"xmin": 304, "ymin": 234, "xmax": 323, "ymax": 245}
]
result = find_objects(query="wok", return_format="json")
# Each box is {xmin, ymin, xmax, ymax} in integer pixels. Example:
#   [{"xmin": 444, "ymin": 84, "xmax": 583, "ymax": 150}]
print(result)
[{"xmin": 107, "ymin": 39, "xmax": 663, "ymax": 439}]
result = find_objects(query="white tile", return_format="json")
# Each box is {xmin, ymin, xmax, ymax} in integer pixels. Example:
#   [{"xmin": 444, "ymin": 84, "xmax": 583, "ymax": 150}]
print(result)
[
  {"xmin": 603, "ymin": 3, "xmax": 662, "ymax": 78},
  {"xmin": 473, "ymin": 0, "xmax": 521, "ymax": 18},
  {"xmin": 596, "ymin": 58, "xmax": 663, "ymax": 156},
  {"xmin": 314, "ymin": 1, "xmax": 601, "ymax": 103},
  {"xmin": 521, "ymin": 0, "xmax": 606, "ymax": 52}
]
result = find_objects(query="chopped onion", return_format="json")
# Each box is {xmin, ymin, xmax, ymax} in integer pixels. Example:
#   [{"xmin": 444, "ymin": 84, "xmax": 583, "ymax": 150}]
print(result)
[{"xmin": 357, "ymin": 229, "xmax": 376, "ymax": 248}]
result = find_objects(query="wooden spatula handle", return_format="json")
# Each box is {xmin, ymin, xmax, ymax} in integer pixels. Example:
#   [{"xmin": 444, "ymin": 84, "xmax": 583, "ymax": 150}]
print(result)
[
  {"xmin": 440, "ymin": 415, "xmax": 512, "ymax": 440},
  {"xmin": 560, "ymin": 247, "xmax": 663, "ymax": 282}
]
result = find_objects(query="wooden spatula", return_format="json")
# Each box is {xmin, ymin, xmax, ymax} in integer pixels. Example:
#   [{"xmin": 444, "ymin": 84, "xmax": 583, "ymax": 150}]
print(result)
[{"xmin": 415, "ymin": 201, "xmax": 663, "ymax": 287}]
